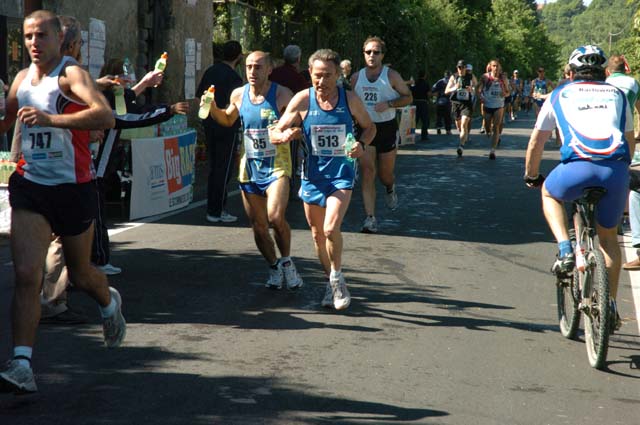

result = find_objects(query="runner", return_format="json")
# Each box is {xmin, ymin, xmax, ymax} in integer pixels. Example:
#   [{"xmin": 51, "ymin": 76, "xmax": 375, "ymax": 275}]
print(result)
[
  {"xmin": 273, "ymin": 48, "xmax": 376, "ymax": 309},
  {"xmin": 0, "ymin": 10, "xmax": 124, "ymax": 394},
  {"xmin": 206, "ymin": 51, "xmax": 303, "ymax": 290},
  {"xmin": 477, "ymin": 59, "xmax": 510, "ymax": 160},
  {"xmin": 351, "ymin": 36, "xmax": 412, "ymax": 233},
  {"xmin": 525, "ymin": 45, "xmax": 634, "ymax": 328},
  {"xmin": 509, "ymin": 69, "xmax": 522, "ymax": 121},
  {"xmin": 530, "ymin": 66, "xmax": 554, "ymax": 117},
  {"xmin": 445, "ymin": 59, "xmax": 477, "ymax": 158}
]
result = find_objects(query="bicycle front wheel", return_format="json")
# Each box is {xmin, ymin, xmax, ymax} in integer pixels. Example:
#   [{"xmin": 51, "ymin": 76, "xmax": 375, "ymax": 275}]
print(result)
[{"xmin": 583, "ymin": 248, "xmax": 611, "ymax": 370}]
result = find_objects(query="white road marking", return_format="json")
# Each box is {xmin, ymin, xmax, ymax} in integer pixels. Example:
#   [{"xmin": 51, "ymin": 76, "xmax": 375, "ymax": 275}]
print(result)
[{"xmin": 621, "ymin": 233, "xmax": 640, "ymax": 335}]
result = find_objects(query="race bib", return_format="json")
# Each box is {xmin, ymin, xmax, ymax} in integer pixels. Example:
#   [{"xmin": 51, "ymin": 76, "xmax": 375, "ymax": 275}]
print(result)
[
  {"xmin": 22, "ymin": 126, "xmax": 65, "ymax": 162},
  {"xmin": 243, "ymin": 128, "xmax": 276, "ymax": 159},
  {"xmin": 310, "ymin": 124, "xmax": 346, "ymax": 157},
  {"xmin": 362, "ymin": 88, "xmax": 379, "ymax": 107},
  {"xmin": 456, "ymin": 89, "xmax": 469, "ymax": 101}
]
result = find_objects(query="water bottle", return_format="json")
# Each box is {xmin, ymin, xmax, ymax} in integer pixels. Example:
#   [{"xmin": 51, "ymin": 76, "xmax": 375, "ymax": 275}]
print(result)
[
  {"xmin": 123, "ymin": 57, "xmax": 136, "ymax": 88},
  {"xmin": 344, "ymin": 133, "xmax": 356, "ymax": 162},
  {"xmin": 267, "ymin": 109, "xmax": 278, "ymax": 127},
  {"xmin": 113, "ymin": 78, "xmax": 127, "ymax": 115},
  {"xmin": 155, "ymin": 52, "xmax": 168, "ymax": 72},
  {"xmin": 198, "ymin": 85, "xmax": 216, "ymax": 119},
  {"xmin": 575, "ymin": 242, "xmax": 586, "ymax": 272}
]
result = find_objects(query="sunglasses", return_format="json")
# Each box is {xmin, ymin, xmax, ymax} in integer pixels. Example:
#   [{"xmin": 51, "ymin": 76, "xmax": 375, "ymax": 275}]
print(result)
[
  {"xmin": 364, "ymin": 50, "xmax": 381, "ymax": 56},
  {"xmin": 538, "ymin": 69, "xmax": 544, "ymax": 72}
]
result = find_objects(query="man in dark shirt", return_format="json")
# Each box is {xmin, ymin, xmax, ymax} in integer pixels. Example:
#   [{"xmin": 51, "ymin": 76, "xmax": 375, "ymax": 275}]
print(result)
[
  {"xmin": 197, "ymin": 40, "xmax": 244, "ymax": 222},
  {"xmin": 411, "ymin": 70, "xmax": 431, "ymax": 141},
  {"xmin": 269, "ymin": 45, "xmax": 310, "ymax": 94},
  {"xmin": 432, "ymin": 71, "xmax": 452, "ymax": 135}
]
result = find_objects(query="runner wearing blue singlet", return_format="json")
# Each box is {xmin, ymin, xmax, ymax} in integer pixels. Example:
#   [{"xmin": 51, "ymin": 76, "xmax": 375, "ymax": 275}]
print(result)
[
  {"xmin": 525, "ymin": 46, "xmax": 635, "ymax": 321},
  {"xmin": 272, "ymin": 49, "xmax": 376, "ymax": 310},
  {"xmin": 530, "ymin": 66, "xmax": 554, "ymax": 117},
  {"xmin": 207, "ymin": 51, "xmax": 304, "ymax": 291}
]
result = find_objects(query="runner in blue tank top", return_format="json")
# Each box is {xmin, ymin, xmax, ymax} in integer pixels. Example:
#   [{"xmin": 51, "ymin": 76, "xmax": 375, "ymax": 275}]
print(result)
[
  {"xmin": 271, "ymin": 49, "xmax": 376, "ymax": 311},
  {"xmin": 207, "ymin": 51, "xmax": 304, "ymax": 291},
  {"xmin": 525, "ymin": 46, "xmax": 635, "ymax": 327}
]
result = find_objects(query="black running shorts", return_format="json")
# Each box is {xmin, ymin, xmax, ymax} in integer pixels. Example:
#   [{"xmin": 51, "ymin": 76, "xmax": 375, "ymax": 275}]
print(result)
[
  {"xmin": 9, "ymin": 173, "xmax": 97, "ymax": 236},
  {"xmin": 371, "ymin": 119, "xmax": 399, "ymax": 154}
]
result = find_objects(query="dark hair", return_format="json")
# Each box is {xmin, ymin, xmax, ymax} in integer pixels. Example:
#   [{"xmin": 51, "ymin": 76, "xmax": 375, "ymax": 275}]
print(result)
[
  {"xmin": 59, "ymin": 16, "xmax": 81, "ymax": 55},
  {"xmin": 570, "ymin": 64, "xmax": 606, "ymax": 81},
  {"xmin": 222, "ymin": 40, "xmax": 242, "ymax": 61},
  {"xmin": 308, "ymin": 49, "xmax": 341, "ymax": 69},
  {"xmin": 100, "ymin": 58, "xmax": 124, "ymax": 77}
]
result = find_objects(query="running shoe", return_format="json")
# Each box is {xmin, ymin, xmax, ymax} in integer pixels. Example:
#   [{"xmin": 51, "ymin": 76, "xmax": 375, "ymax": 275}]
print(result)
[
  {"xmin": 281, "ymin": 259, "xmax": 303, "ymax": 290},
  {"xmin": 265, "ymin": 263, "xmax": 284, "ymax": 290},
  {"xmin": 456, "ymin": 145, "xmax": 463, "ymax": 157},
  {"xmin": 610, "ymin": 300, "xmax": 622, "ymax": 334},
  {"xmin": 330, "ymin": 272, "xmax": 351, "ymax": 310},
  {"xmin": 489, "ymin": 150, "xmax": 496, "ymax": 160},
  {"xmin": 103, "ymin": 287, "xmax": 126, "ymax": 348},
  {"xmin": 385, "ymin": 185, "xmax": 398, "ymax": 211},
  {"xmin": 361, "ymin": 216, "xmax": 378, "ymax": 234},
  {"xmin": 551, "ymin": 252, "xmax": 575, "ymax": 276},
  {"xmin": 97, "ymin": 263, "xmax": 122, "ymax": 276},
  {"xmin": 41, "ymin": 304, "xmax": 88, "ymax": 325},
  {"xmin": 480, "ymin": 127, "xmax": 486, "ymax": 134},
  {"xmin": 437, "ymin": 128, "xmax": 442, "ymax": 135},
  {"xmin": 206, "ymin": 211, "xmax": 238, "ymax": 223},
  {"xmin": 0, "ymin": 360, "xmax": 37, "ymax": 394},
  {"xmin": 321, "ymin": 281, "xmax": 334, "ymax": 308}
]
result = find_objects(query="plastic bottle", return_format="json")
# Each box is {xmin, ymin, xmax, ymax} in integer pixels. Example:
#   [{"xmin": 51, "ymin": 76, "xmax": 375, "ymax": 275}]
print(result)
[
  {"xmin": 344, "ymin": 133, "xmax": 356, "ymax": 162},
  {"xmin": 123, "ymin": 57, "xmax": 136, "ymax": 88},
  {"xmin": 267, "ymin": 109, "xmax": 278, "ymax": 127},
  {"xmin": 575, "ymin": 242, "xmax": 586, "ymax": 272},
  {"xmin": 113, "ymin": 78, "xmax": 127, "ymax": 115},
  {"xmin": 155, "ymin": 52, "xmax": 168, "ymax": 72},
  {"xmin": 198, "ymin": 85, "xmax": 216, "ymax": 119}
]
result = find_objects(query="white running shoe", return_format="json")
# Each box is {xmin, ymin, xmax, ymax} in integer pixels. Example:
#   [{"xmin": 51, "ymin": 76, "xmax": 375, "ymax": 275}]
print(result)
[
  {"xmin": 97, "ymin": 263, "xmax": 122, "ymax": 276},
  {"xmin": 0, "ymin": 360, "xmax": 37, "ymax": 394},
  {"xmin": 103, "ymin": 287, "xmax": 126, "ymax": 348},
  {"xmin": 361, "ymin": 216, "xmax": 378, "ymax": 234},
  {"xmin": 330, "ymin": 272, "xmax": 351, "ymax": 310},
  {"xmin": 206, "ymin": 211, "xmax": 238, "ymax": 223},
  {"xmin": 265, "ymin": 263, "xmax": 284, "ymax": 290},
  {"xmin": 281, "ymin": 259, "xmax": 303, "ymax": 290},
  {"xmin": 385, "ymin": 185, "xmax": 398, "ymax": 211},
  {"xmin": 321, "ymin": 281, "xmax": 334, "ymax": 308}
]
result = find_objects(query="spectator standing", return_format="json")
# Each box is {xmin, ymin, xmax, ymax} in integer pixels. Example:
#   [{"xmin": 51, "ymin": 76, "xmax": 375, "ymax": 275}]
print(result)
[
  {"xmin": 411, "ymin": 70, "xmax": 431, "ymax": 141},
  {"xmin": 338, "ymin": 59, "xmax": 352, "ymax": 90},
  {"xmin": 197, "ymin": 40, "xmax": 244, "ymax": 223},
  {"xmin": 269, "ymin": 44, "xmax": 310, "ymax": 95},
  {"xmin": 431, "ymin": 71, "xmax": 452, "ymax": 135}
]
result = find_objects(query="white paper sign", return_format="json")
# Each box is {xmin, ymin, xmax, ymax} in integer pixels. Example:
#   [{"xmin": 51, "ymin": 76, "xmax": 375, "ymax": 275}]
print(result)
[
  {"xmin": 88, "ymin": 18, "xmax": 106, "ymax": 80},
  {"xmin": 184, "ymin": 38, "xmax": 196, "ymax": 99}
]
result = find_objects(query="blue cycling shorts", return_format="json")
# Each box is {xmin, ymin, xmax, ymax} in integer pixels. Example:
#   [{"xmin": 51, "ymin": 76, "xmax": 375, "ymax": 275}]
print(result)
[{"xmin": 544, "ymin": 159, "xmax": 629, "ymax": 228}]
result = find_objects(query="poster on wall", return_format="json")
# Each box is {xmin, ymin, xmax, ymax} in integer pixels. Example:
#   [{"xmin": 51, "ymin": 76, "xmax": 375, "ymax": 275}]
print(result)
[
  {"xmin": 88, "ymin": 18, "xmax": 106, "ymax": 79},
  {"xmin": 184, "ymin": 38, "xmax": 196, "ymax": 99},
  {"xmin": 130, "ymin": 131, "xmax": 197, "ymax": 220}
]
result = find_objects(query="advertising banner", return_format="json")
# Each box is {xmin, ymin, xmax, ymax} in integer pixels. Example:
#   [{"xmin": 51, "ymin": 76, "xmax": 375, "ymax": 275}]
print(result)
[{"xmin": 130, "ymin": 131, "xmax": 196, "ymax": 220}]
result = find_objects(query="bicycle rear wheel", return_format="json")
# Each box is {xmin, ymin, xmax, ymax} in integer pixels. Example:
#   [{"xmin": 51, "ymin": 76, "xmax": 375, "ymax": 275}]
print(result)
[
  {"xmin": 557, "ymin": 271, "xmax": 580, "ymax": 339},
  {"xmin": 583, "ymin": 248, "xmax": 611, "ymax": 370}
]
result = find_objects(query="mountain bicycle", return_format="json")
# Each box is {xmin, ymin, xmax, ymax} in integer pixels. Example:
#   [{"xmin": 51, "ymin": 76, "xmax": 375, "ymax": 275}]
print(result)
[{"xmin": 556, "ymin": 186, "xmax": 611, "ymax": 370}]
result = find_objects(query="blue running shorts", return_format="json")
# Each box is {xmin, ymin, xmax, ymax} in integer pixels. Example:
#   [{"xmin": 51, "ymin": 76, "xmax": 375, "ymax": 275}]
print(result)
[
  {"xmin": 298, "ymin": 178, "xmax": 353, "ymax": 208},
  {"xmin": 239, "ymin": 176, "xmax": 278, "ymax": 197},
  {"xmin": 544, "ymin": 159, "xmax": 629, "ymax": 228}
]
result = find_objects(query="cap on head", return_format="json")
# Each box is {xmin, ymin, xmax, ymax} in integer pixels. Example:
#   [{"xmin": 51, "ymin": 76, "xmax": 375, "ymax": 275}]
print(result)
[
  {"xmin": 514, "ymin": 70, "xmax": 519, "ymax": 74},
  {"xmin": 569, "ymin": 45, "xmax": 607, "ymax": 70},
  {"xmin": 466, "ymin": 64, "xmax": 472, "ymax": 71},
  {"xmin": 457, "ymin": 59, "xmax": 465, "ymax": 68}
]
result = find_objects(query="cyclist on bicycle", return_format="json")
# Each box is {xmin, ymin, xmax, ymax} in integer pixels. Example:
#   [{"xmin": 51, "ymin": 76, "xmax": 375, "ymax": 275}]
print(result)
[{"xmin": 524, "ymin": 45, "xmax": 635, "ymax": 307}]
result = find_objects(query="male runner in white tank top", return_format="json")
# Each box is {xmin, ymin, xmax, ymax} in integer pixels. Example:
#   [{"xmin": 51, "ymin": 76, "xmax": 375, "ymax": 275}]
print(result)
[
  {"xmin": 0, "ymin": 10, "xmax": 122, "ymax": 394},
  {"xmin": 351, "ymin": 36, "xmax": 412, "ymax": 233}
]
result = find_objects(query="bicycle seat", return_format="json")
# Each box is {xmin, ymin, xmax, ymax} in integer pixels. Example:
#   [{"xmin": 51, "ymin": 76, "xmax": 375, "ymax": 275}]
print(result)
[{"xmin": 580, "ymin": 187, "xmax": 607, "ymax": 205}]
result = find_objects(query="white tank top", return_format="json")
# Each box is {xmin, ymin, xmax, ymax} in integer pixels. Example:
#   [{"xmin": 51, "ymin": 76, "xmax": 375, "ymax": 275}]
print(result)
[
  {"xmin": 16, "ymin": 56, "xmax": 93, "ymax": 185},
  {"xmin": 354, "ymin": 66, "xmax": 399, "ymax": 123}
]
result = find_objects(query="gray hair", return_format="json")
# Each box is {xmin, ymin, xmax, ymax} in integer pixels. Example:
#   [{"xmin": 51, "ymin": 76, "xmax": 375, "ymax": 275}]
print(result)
[
  {"xmin": 340, "ymin": 59, "xmax": 351, "ymax": 68},
  {"xmin": 59, "ymin": 15, "xmax": 82, "ymax": 54},
  {"xmin": 283, "ymin": 45, "xmax": 301, "ymax": 65},
  {"xmin": 308, "ymin": 49, "xmax": 341, "ymax": 69}
]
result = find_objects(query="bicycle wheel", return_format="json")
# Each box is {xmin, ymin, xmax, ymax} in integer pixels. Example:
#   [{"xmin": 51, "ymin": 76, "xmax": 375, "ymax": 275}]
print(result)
[
  {"xmin": 583, "ymin": 248, "xmax": 611, "ymax": 370},
  {"xmin": 557, "ymin": 271, "xmax": 580, "ymax": 339}
]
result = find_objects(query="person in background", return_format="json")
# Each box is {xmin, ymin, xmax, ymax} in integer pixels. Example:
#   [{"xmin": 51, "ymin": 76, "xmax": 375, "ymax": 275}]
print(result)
[
  {"xmin": 197, "ymin": 40, "xmax": 244, "ymax": 223},
  {"xmin": 411, "ymin": 69, "xmax": 431, "ymax": 141},
  {"xmin": 431, "ymin": 70, "xmax": 452, "ymax": 135},
  {"xmin": 338, "ymin": 59, "xmax": 352, "ymax": 90},
  {"xmin": 269, "ymin": 45, "xmax": 310, "ymax": 95}
]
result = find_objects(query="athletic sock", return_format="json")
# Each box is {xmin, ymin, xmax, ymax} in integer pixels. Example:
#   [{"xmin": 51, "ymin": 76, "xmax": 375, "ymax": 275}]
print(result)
[
  {"xmin": 270, "ymin": 259, "xmax": 280, "ymax": 270},
  {"xmin": 280, "ymin": 256, "xmax": 291, "ymax": 267},
  {"xmin": 558, "ymin": 240, "xmax": 572, "ymax": 257},
  {"xmin": 99, "ymin": 296, "xmax": 117, "ymax": 319},
  {"xmin": 330, "ymin": 269, "xmax": 342, "ymax": 280},
  {"xmin": 13, "ymin": 346, "xmax": 32, "ymax": 368}
]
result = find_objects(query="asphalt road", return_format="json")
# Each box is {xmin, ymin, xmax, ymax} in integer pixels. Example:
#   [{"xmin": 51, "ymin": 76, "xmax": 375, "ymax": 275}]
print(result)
[{"xmin": 1, "ymin": 113, "xmax": 639, "ymax": 425}]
